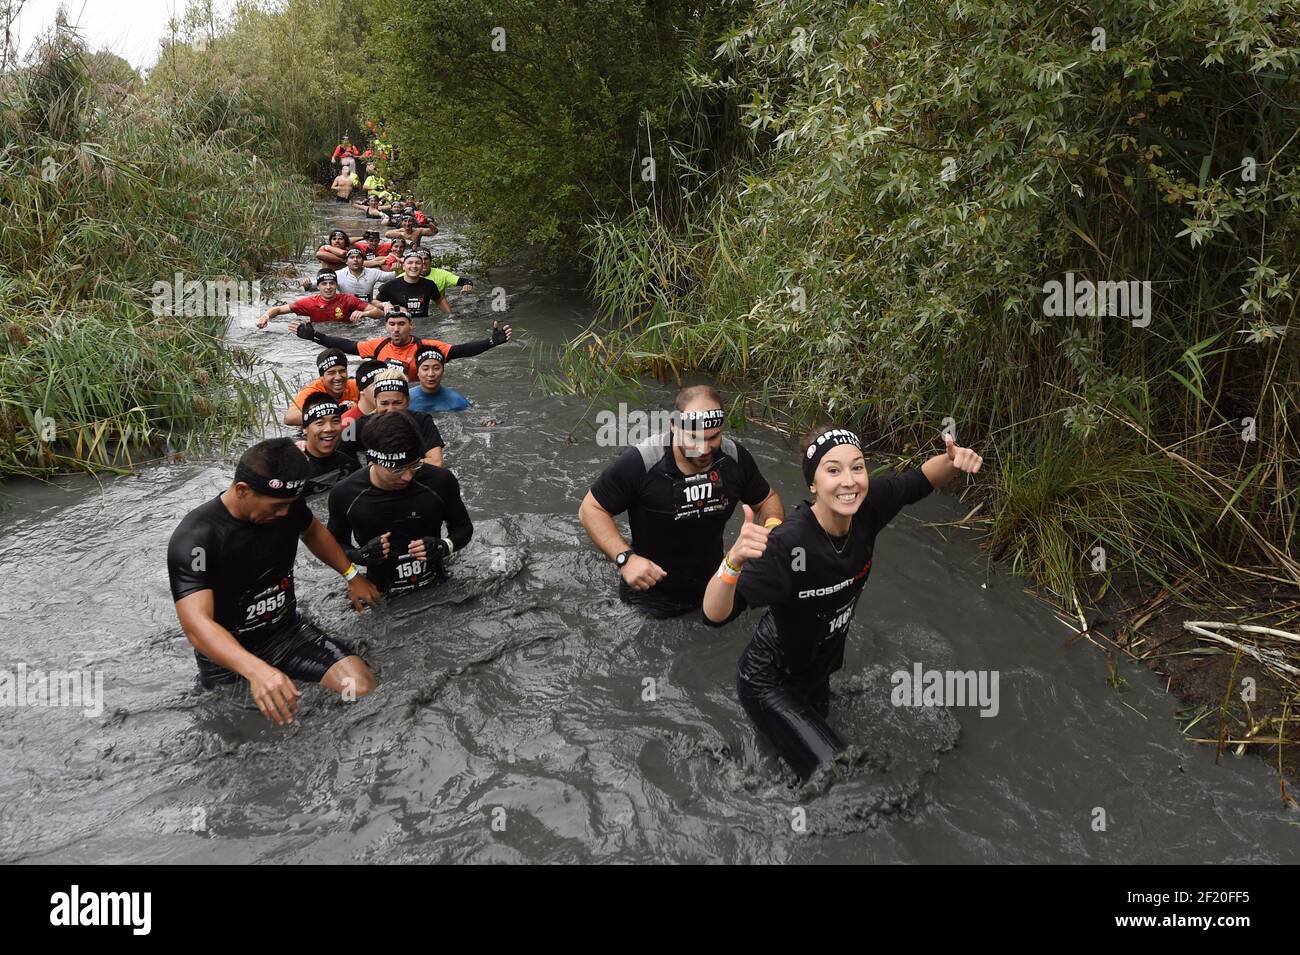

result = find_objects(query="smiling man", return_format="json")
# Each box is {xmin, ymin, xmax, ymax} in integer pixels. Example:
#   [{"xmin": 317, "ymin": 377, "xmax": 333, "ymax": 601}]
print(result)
[{"xmin": 579, "ymin": 385, "xmax": 783, "ymax": 621}]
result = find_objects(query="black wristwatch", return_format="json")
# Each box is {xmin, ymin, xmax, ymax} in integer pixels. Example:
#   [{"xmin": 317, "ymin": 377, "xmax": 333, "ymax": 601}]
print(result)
[{"xmin": 614, "ymin": 549, "xmax": 634, "ymax": 569}]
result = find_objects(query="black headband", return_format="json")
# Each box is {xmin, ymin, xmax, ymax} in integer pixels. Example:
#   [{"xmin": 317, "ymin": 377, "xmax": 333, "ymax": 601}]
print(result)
[
  {"xmin": 367, "ymin": 447, "xmax": 420, "ymax": 469},
  {"xmin": 303, "ymin": 400, "xmax": 341, "ymax": 426},
  {"xmin": 234, "ymin": 461, "xmax": 306, "ymax": 498},
  {"xmin": 803, "ymin": 428, "xmax": 862, "ymax": 486},
  {"xmin": 672, "ymin": 408, "xmax": 726, "ymax": 433},
  {"xmin": 415, "ymin": 347, "xmax": 444, "ymax": 367},
  {"xmin": 317, "ymin": 353, "xmax": 346, "ymax": 375},
  {"xmin": 373, "ymin": 377, "xmax": 409, "ymax": 396},
  {"xmin": 357, "ymin": 365, "xmax": 387, "ymax": 390},
  {"xmin": 316, "ymin": 270, "xmax": 338, "ymax": 283}
]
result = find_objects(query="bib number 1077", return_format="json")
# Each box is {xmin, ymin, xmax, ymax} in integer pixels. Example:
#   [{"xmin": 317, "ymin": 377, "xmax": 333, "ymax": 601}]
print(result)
[{"xmin": 682, "ymin": 483, "xmax": 713, "ymax": 502}]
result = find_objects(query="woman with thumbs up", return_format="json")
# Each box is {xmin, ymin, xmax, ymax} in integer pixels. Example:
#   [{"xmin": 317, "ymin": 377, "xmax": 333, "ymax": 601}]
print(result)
[{"xmin": 704, "ymin": 426, "xmax": 983, "ymax": 781}]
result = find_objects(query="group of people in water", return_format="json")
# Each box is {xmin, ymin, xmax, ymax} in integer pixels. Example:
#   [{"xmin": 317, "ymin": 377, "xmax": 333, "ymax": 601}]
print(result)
[{"xmin": 166, "ymin": 145, "xmax": 985, "ymax": 781}]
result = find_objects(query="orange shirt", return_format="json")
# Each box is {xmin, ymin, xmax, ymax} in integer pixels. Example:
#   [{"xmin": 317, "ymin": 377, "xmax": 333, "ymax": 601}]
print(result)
[
  {"xmin": 355, "ymin": 337, "xmax": 451, "ymax": 380},
  {"xmin": 293, "ymin": 378, "xmax": 360, "ymax": 409}
]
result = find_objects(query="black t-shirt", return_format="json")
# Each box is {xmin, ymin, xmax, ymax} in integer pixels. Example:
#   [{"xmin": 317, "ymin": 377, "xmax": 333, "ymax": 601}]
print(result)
[
  {"xmin": 590, "ymin": 431, "xmax": 771, "ymax": 602},
  {"xmin": 166, "ymin": 494, "xmax": 313, "ymax": 648},
  {"xmin": 326, "ymin": 465, "xmax": 473, "ymax": 594},
  {"xmin": 340, "ymin": 410, "xmax": 444, "ymax": 462},
  {"xmin": 303, "ymin": 449, "xmax": 359, "ymax": 497},
  {"xmin": 736, "ymin": 468, "xmax": 933, "ymax": 689},
  {"xmin": 374, "ymin": 275, "xmax": 440, "ymax": 317}
]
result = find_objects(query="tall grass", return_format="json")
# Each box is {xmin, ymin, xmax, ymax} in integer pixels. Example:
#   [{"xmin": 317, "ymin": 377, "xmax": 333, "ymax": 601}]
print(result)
[
  {"xmin": 559, "ymin": 0, "xmax": 1300, "ymax": 612},
  {"xmin": 0, "ymin": 26, "xmax": 314, "ymax": 478}
]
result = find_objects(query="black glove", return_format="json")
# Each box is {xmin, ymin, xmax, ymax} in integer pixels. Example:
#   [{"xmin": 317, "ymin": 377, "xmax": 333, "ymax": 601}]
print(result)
[
  {"xmin": 295, "ymin": 321, "xmax": 318, "ymax": 341},
  {"xmin": 347, "ymin": 534, "xmax": 388, "ymax": 565},
  {"xmin": 490, "ymin": 322, "xmax": 508, "ymax": 346},
  {"xmin": 420, "ymin": 537, "xmax": 451, "ymax": 562}
]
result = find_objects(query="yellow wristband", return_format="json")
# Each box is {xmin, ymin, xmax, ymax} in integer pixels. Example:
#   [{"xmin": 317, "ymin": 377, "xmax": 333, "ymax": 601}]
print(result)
[
  {"xmin": 343, "ymin": 563, "xmax": 359, "ymax": 581},
  {"xmin": 764, "ymin": 518, "xmax": 783, "ymax": 529}
]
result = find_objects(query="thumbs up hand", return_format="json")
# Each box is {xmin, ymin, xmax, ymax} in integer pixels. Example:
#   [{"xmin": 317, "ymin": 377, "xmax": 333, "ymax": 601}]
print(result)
[
  {"xmin": 727, "ymin": 503, "xmax": 772, "ymax": 568},
  {"xmin": 943, "ymin": 432, "xmax": 984, "ymax": 475}
]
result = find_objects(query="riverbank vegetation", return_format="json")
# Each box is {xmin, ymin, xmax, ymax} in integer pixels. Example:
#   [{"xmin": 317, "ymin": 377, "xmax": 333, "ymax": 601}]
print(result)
[
  {"xmin": 371, "ymin": 0, "xmax": 1300, "ymax": 766},
  {"xmin": 0, "ymin": 9, "xmax": 324, "ymax": 477}
]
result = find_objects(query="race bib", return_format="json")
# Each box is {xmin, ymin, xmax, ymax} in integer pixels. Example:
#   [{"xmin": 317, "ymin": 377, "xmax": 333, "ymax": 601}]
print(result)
[
  {"xmin": 237, "ymin": 576, "xmax": 293, "ymax": 634},
  {"xmin": 389, "ymin": 552, "xmax": 437, "ymax": 595},
  {"xmin": 823, "ymin": 597, "xmax": 856, "ymax": 642},
  {"xmin": 673, "ymin": 470, "xmax": 728, "ymax": 521},
  {"xmin": 406, "ymin": 296, "xmax": 423, "ymax": 312}
]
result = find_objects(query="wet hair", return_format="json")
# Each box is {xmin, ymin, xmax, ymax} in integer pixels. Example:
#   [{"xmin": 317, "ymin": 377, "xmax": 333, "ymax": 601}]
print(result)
[
  {"xmin": 675, "ymin": 384, "xmax": 723, "ymax": 412},
  {"xmin": 238, "ymin": 437, "xmax": 311, "ymax": 482},
  {"xmin": 363, "ymin": 409, "xmax": 423, "ymax": 457},
  {"xmin": 316, "ymin": 347, "xmax": 347, "ymax": 367},
  {"xmin": 328, "ymin": 229, "xmax": 350, "ymax": 243}
]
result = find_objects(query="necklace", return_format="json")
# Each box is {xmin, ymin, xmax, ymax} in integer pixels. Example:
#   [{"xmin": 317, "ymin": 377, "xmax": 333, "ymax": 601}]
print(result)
[{"xmin": 811, "ymin": 501, "xmax": 852, "ymax": 554}]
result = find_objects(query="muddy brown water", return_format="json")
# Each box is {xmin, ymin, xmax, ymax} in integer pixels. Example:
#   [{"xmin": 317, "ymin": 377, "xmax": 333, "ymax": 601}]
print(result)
[{"xmin": 1, "ymin": 202, "xmax": 1296, "ymax": 863}]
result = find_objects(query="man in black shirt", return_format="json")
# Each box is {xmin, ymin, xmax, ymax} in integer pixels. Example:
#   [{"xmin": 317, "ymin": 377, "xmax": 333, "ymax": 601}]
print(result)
[
  {"xmin": 328, "ymin": 411, "xmax": 473, "ymax": 596},
  {"xmin": 373, "ymin": 251, "xmax": 447, "ymax": 318},
  {"xmin": 299, "ymin": 392, "xmax": 359, "ymax": 496},
  {"xmin": 579, "ymin": 385, "xmax": 783, "ymax": 619},
  {"xmin": 166, "ymin": 439, "xmax": 382, "ymax": 725},
  {"xmin": 703, "ymin": 427, "xmax": 984, "ymax": 779}
]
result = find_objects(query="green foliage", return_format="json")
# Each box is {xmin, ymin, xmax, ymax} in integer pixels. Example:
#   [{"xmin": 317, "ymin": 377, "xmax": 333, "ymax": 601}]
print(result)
[
  {"xmin": 146, "ymin": 0, "xmax": 371, "ymax": 178},
  {"xmin": 566, "ymin": 0, "xmax": 1300, "ymax": 604},
  {"xmin": 0, "ymin": 22, "xmax": 314, "ymax": 477},
  {"xmin": 364, "ymin": 0, "xmax": 751, "ymax": 269}
]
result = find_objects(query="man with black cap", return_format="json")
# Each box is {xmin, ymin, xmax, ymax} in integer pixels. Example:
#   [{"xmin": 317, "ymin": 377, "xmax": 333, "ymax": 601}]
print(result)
[
  {"xmin": 167, "ymin": 437, "xmax": 381, "ymax": 725},
  {"xmin": 409, "ymin": 344, "xmax": 471, "ymax": 412},
  {"xmin": 327, "ymin": 411, "xmax": 473, "ymax": 597},
  {"xmin": 256, "ymin": 270, "xmax": 386, "ymax": 329},
  {"xmin": 579, "ymin": 384, "xmax": 784, "ymax": 620},
  {"xmin": 299, "ymin": 393, "xmax": 358, "ymax": 496},
  {"xmin": 335, "ymin": 247, "xmax": 387, "ymax": 300},
  {"xmin": 290, "ymin": 308, "xmax": 512, "ymax": 380},
  {"xmin": 283, "ymin": 348, "xmax": 358, "ymax": 427}
]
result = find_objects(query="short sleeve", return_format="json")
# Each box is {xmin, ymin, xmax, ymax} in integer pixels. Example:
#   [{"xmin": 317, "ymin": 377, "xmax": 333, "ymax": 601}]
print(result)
[
  {"xmin": 357, "ymin": 338, "xmax": 380, "ymax": 359},
  {"xmin": 167, "ymin": 517, "xmax": 214, "ymax": 602},
  {"xmin": 288, "ymin": 296, "xmax": 318, "ymax": 317},
  {"xmin": 289, "ymin": 496, "xmax": 313, "ymax": 535},
  {"xmin": 733, "ymin": 442, "xmax": 772, "ymax": 507},
  {"xmin": 589, "ymin": 447, "xmax": 645, "ymax": 516},
  {"xmin": 292, "ymin": 383, "xmax": 317, "ymax": 409}
]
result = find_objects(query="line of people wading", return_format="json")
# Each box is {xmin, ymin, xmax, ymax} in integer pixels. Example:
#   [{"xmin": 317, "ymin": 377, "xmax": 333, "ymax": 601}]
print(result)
[{"xmin": 167, "ymin": 165, "xmax": 984, "ymax": 783}]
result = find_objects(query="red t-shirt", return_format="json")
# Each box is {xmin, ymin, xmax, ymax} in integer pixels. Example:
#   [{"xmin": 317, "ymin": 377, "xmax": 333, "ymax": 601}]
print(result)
[
  {"xmin": 353, "ymin": 240, "xmax": 392, "ymax": 256},
  {"xmin": 289, "ymin": 293, "xmax": 368, "ymax": 324}
]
